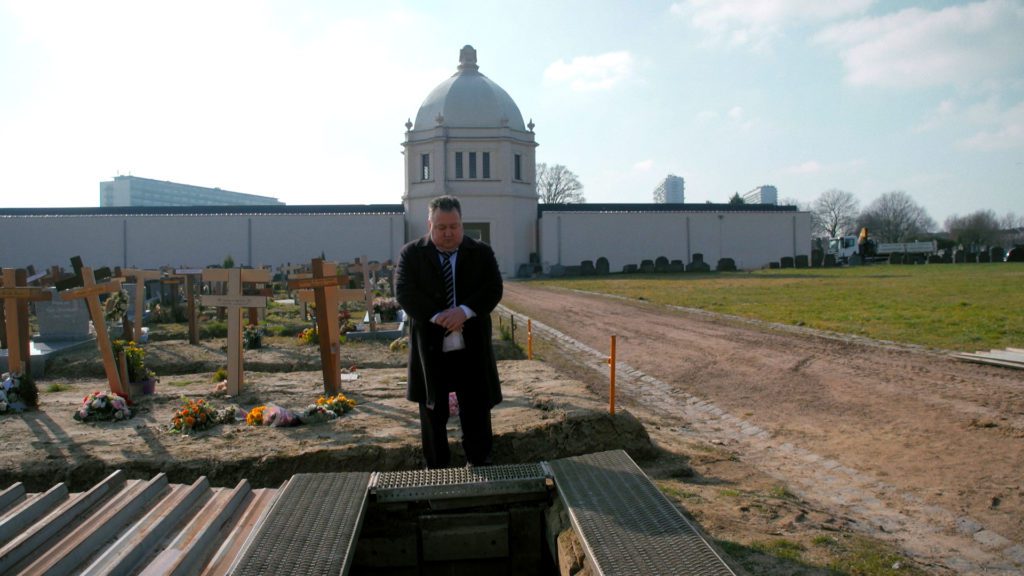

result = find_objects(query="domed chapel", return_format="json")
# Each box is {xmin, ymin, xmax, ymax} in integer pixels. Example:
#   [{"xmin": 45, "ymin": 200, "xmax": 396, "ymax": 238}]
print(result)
[
  {"xmin": 403, "ymin": 45, "xmax": 539, "ymax": 278},
  {"xmin": 0, "ymin": 46, "xmax": 810, "ymax": 275}
]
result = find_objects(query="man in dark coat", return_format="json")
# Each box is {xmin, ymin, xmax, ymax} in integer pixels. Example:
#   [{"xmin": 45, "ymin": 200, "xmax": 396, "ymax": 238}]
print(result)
[{"xmin": 396, "ymin": 195, "xmax": 503, "ymax": 468}]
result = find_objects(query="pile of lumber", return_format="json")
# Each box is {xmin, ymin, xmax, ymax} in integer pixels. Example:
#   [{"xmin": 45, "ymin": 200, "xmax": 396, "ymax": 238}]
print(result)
[{"xmin": 953, "ymin": 347, "xmax": 1024, "ymax": 370}]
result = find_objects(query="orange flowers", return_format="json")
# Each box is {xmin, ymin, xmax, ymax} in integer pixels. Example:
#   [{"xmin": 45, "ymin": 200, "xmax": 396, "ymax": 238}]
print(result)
[{"xmin": 170, "ymin": 397, "xmax": 219, "ymax": 434}]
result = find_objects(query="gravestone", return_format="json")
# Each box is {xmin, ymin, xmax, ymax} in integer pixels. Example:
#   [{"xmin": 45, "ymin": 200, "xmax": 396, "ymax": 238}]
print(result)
[
  {"xmin": 654, "ymin": 256, "xmax": 669, "ymax": 273},
  {"xmin": 549, "ymin": 264, "xmax": 565, "ymax": 277},
  {"xmin": 686, "ymin": 254, "xmax": 710, "ymax": 273},
  {"xmin": 780, "ymin": 256, "xmax": 795, "ymax": 269},
  {"xmin": 595, "ymin": 257, "xmax": 609, "ymax": 275},
  {"xmin": 35, "ymin": 288, "xmax": 91, "ymax": 341},
  {"xmin": 621, "ymin": 264, "xmax": 637, "ymax": 274},
  {"xmin": 580, "ymin": 260, "xmax": 596, "ymax": 276},
  {"xmin": 716, "ymin": 258, "xmax": 737, "ymax": 272},
  {"xmin": 668, "ymin": 259, "xmax": 684, "ymax": 273},
  {"xmin": 795, "ymin": 255, "xmax": 809, "ymax": 269},
  {"xmin": 639, "ymin": 260, "xmax": 654, "ymax": 273}
]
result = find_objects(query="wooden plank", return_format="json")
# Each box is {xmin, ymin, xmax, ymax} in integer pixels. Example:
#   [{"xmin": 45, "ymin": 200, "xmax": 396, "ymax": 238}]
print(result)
[
  {"xmin": 0, "ymin": 483, "xmax": 26, "ymax": 514},
  {"xmin": 139, "ymin": 480, "xmax": 251, "ymax": 576},
  {"xmin": 200, "ymin": 487, "xmax": 283, "ymax": 576},
  {"xmin": 20, "ymin": 474, "xmax": 169, "ymax": 576},
  {"xmin": 953, "ymin": 353, "xmax": 1024, "ymax": 370},
  {"xmin": 59, "ymin": 278, "xmax": 123, "ymax": 300},
  {"xmin": 202, "ymin": 295, "xmax": 267, "ymax": 308},
  {"xmin": 0, "ymin": 287, "xmax": 52, "ymax": 301},
  {"xmin": 201, "ymin": 269, "xmax": 270, "ymax": 283},
  {"xmin": 81, "ymin": 477, "xmax": 210, "ymax": 576},
  {"xmin": 0, "ymin": 470, "xmax": 126, "ymax": 574},
  {"xmin": 0, "ymin": 483, "xmax": 68, "ymax": 542}
]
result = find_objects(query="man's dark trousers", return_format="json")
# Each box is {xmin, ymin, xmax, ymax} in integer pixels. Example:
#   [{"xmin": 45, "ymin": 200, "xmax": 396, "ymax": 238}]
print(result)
[{"xmin": 418, "ymin": 349, "xmax": 493, "ymax": 468}]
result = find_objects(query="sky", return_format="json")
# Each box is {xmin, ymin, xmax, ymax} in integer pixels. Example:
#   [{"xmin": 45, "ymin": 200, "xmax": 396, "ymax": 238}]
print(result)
[{"xmin": 1, "ymin": 0, "xmax": 1022, "ymax": 227}]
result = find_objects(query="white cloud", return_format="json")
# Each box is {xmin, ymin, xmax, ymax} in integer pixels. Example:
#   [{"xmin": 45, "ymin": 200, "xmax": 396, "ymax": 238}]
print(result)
[
  {"xmin": 960, "ymin": 99, "xmax": 1024, "ymax": 150},
  {"xmin": 785, "ymin": 160, "xmax": 822, "ymax": 174},
  {"xmin": 671, "ymin": 0, "xmax": 874, "ymax": 51},
  {"xmin": 544, "ymin": 51, "xmax": 634, "ymax": 91},
  {"xmin": 633, "ymin": 159, "xmax": 655, "ymax": 171},
  {"xmin": 814, "ymin": 0, "xmax": 1024, "ymax": 89}
]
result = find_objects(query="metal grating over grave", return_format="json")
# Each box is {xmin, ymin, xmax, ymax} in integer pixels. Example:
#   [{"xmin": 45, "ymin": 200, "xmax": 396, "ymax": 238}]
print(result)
[
  {"xmin": 229, "ymin": 472, "xmax": 371, "ymax": 576},
  {"xmin": 546, "ymin": 450, "xmax": 737, "ymax": 576},
  {"xmin": 0, "ymin": 453, "xmax": 736, "ymax": 575},
  {"xmin": 370, "ymin": 462, "xmax": 548, "ymax": 502}
]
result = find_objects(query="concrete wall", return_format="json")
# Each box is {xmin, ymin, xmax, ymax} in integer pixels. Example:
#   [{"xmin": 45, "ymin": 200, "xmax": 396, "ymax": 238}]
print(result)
[
  {"xmin": 0, "ymin": 212, "xmax": 406, "ymax": 271},
  {"xmin": 538, "ymin": 210, "xmax": 812, "ymax": 272}
]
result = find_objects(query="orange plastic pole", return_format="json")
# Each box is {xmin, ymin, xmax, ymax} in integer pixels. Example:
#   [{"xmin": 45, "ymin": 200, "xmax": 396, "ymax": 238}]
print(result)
[
  {"xmin": 607, "ymin": 335, "xmax": 616, "ymax": 415},
  {"xmin": 527, "ymin": 319, "xmax": 533, "ymax": 360}
]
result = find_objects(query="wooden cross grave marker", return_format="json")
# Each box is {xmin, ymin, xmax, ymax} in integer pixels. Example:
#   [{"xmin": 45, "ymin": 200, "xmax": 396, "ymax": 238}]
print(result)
[
  {"xmin": 288, "ymin": 258, "xmax": 357, "ymax": 396},
  {"xmin": 122, "ymin": 268, "xmax": 162, "ymax": 342},
  {"xmin": 59, "ymin": 265, "xmax": 127, "ymax": 399},
  {"xmin": 347, "ymin": 256, "xmax": 383, "ymax": 332},
  {"xmin": 201, "ymin": 268, "xmax": 269, "ymax": 396},
  {"xmin": 1, "ymin": 268, "xmax": 53, "ymax": 375},
  {"xmin": 175, "ymin": 269, "xmax": 203, "ymax": 345}
]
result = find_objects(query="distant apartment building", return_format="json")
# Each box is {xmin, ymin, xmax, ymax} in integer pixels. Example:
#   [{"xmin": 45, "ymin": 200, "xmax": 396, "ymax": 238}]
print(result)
[
  {"xmin": 100, "ymin": 175, "xmax": 284, "ymax": 207},
  {"xmin": 653, "ymin": 174, "xmax": 685, "ymax": 203},
  {"xmin": 742, "ymin": 185, "xmax": 777, "ymax": 205}
]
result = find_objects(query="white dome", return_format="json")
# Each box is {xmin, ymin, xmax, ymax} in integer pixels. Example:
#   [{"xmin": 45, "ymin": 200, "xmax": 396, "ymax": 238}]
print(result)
[{"xmin": 414, "ymin": 46, "xmax": 526, "ymax": 131}]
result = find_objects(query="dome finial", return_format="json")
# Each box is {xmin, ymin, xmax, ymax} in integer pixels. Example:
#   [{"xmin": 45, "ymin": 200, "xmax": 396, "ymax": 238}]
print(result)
[
  {"xmin": 458, "ymin": 45, "xmax": 479, "ymax": 72},
  {"xmin": 405, "ymin": 118, "xmax": 413, "ymax": 131}
]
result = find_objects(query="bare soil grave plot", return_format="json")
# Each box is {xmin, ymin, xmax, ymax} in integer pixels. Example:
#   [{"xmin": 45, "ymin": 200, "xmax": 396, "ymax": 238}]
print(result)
[
  {"xmin": 0, "ymin": 336, "xmax": 653, "ymax": 494},
  {"xmin": 500, "ymin": 281, "xmax": 1024, "ymax": 575}
]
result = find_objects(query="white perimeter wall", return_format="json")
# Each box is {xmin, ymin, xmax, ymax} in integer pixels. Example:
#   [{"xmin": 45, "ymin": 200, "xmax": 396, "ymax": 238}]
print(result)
[
  {"xmin": 539, "ymin": 210, "xmax": 812, "ymax": 271},
  {"xmin": 0, "ymin": 213, "xmax": 406, "ymax": 271}
]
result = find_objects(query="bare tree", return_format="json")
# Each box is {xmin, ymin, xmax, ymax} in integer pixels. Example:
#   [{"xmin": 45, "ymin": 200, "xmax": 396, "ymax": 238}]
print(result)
[
  {"xmin": 857, "ymin": 190, "xmax": 936, "ymax": 243},
  {"xmin": 536, "ymin": 163, "xmax": 585, "ymax": 203},
  {"xmin": 999, "ymin": 212, "xmax": 1024, "ymax": 247},
  {"xmin": 944, "ymin": 210, "xmax": 1001, "ymax": 247},
  {"xmin": 812, "ymin": 189, "xmax": 859, "ymax": 239}
]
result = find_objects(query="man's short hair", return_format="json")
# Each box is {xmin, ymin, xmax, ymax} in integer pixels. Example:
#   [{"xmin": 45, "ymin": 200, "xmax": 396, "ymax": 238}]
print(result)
[{"xmin": 429, "ymin": 195, "xmax": 461, "ymax": 217}]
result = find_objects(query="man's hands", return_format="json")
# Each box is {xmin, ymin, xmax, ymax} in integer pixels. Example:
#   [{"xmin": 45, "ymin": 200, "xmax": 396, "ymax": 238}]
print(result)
[{"xmin": 434, "ymin": 306, "xmax": 468, "ymax": 333}]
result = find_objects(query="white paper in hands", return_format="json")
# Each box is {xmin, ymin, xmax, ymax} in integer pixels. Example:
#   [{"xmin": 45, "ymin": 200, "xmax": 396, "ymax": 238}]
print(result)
[{"xmin": 442, "ymin": 329, "xmax": 465, "ymax": 352}]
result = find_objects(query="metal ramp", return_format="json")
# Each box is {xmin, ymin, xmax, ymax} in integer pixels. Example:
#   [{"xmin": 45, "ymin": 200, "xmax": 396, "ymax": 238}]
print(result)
[
  {"xmin": 228, "ymin": 472, "xmax": 371, "ymax": 576},
  {"xmin": 546, "ymin": 450, "xmax": 737, "ymax": 576},
  {"xmin": 370, "ymin": 462, "xmax": 548, "ymax": 502}
]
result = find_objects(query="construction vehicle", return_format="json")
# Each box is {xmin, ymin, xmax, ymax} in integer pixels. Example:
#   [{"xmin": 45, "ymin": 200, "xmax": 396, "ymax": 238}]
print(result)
[{"xmin": 827, "ymin": 235, "xmax": 937, "ymax": 264}]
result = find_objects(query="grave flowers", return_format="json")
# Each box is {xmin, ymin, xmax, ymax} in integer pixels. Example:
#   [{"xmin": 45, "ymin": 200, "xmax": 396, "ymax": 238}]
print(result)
[
  {"xmin": 372, "ymin": 296, "xmax": 401, "ymax": 322},
  {"xmin": 298, "ymin": 404, "xmax": 338, "ymax": 424},
  {"xmin": 243, "ymin": 325, "xmax": 263, "ymax": 349},
  {"xmin": 169, "ymin": 396, "xmax": 239, "ymax": 434},
  {"xmin": 113, "ymin": 339, "xmax": 158, "ymax": 396},
  {"xmin": 317, "ymin": 392, "xmax": 356, "ymax": 415},
  {"xmin": 74, "ymin": 390, "xmax": 132, "ymax": 422},
  {"xmin": 1, "ymin": 372, "xmax": 39, "ymax": 413},
  {"xmin": 245, "ymin": 404, "xmax": 299, "ymax": 426}
]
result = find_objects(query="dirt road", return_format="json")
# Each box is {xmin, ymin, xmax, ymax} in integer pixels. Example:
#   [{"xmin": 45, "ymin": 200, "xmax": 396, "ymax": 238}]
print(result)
[{"xmin": 500, "ymin": 281, "xmax": 1024, "ymax": 575}]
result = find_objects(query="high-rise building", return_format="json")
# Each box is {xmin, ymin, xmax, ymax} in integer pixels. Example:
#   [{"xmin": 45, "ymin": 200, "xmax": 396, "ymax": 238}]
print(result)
[
  {"xmin": 743, "ymin": 185, "xmax": 777, "ymax": 205},
  {"xmin": 653, "ymin": 174, "xmax": 685, "ymax": 203},
  {"xmin": 99, "ymin": 175, "xmax": 284, "ymax": 207}
]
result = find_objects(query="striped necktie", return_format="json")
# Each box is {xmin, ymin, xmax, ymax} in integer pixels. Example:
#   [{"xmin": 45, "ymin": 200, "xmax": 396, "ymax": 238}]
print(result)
[{"xmin": 440, "ymin": 251, "xmax": 456, "ymax": 308}]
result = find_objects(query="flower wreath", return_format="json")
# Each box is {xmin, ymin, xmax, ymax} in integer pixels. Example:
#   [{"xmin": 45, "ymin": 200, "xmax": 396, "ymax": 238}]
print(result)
[{"xmin": 74, "ymin": 390, "xmax": 132, "ymax": 422}]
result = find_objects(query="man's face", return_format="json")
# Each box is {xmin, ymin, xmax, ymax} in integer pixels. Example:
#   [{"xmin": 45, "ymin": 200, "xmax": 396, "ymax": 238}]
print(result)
[{"xmin": 429, "ymin": 208, "xmax": 463, "ymax": 252}]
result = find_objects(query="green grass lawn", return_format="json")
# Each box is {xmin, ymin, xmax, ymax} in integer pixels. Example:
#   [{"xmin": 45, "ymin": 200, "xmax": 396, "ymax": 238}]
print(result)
[{"xmin": 527, "ymin": 264, "xmax": 1023, "ymax": 351}]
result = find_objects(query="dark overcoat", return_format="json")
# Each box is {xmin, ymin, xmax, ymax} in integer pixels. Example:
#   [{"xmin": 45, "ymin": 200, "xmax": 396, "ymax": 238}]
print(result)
[{"xmin": 396, "ymin": 235, "xmax": 503, "ymax": 410}]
